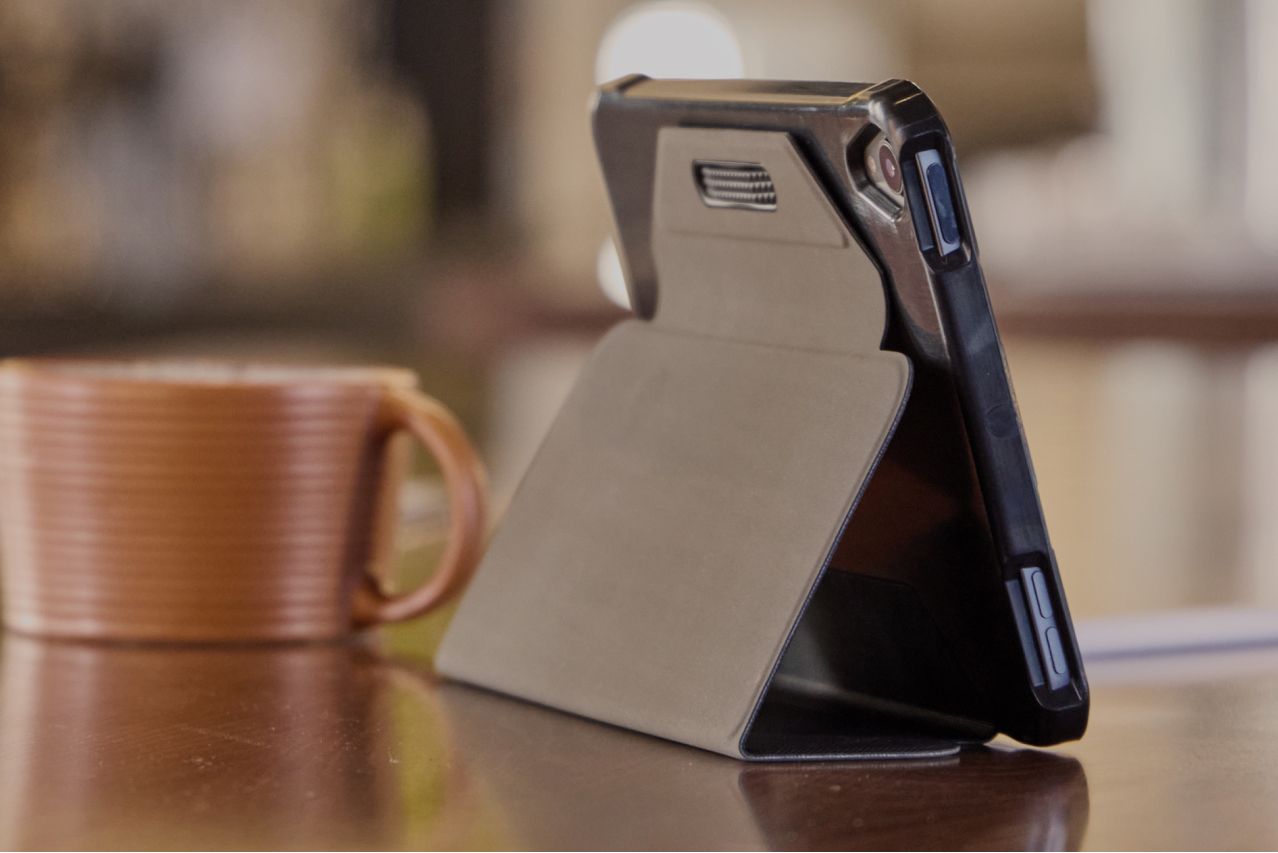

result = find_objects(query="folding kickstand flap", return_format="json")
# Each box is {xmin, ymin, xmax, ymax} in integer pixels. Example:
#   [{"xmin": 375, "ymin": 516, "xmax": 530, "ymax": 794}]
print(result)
[
  {"xmin": 740, "ymin": 682, "xmax": 964, "ymax": 760},
  {"xmin": 437, "ymin": 127, "xmax": 963, "ymax": 759},
  {"xmin": 739, "ymin": 570, "xmax": 972, "ymax": 760}
]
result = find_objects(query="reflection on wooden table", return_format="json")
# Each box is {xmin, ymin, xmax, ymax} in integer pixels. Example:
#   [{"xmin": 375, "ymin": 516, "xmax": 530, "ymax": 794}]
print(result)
[
  {"xmin": 0, "ymin": 633, "xmax": 1088, "ymax": 850},
  {"xmin": 442, "ymin": 685, "xmax": 1087, "ymax": 851},
  {"xmin": 0, "ymin": 637, "xmax": 481, "ymax": 849}
]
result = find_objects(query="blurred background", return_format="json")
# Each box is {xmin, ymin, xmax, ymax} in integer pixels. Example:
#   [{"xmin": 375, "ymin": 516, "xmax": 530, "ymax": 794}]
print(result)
[{"xmin": 2, "ymin": 0, "xmax": 1277, "ymax": 624}]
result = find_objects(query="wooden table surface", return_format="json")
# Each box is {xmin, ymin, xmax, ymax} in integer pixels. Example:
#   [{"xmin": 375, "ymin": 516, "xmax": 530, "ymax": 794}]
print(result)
[{"xmin": 0, "ymin": 627, "xmax": 1275, "ymax": 850}]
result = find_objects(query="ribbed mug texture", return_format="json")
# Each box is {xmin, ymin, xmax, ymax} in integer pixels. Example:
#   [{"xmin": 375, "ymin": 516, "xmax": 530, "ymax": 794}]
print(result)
[{"xmin": 0, "ymin": 362, "xmax": 483, "ymax": 642}]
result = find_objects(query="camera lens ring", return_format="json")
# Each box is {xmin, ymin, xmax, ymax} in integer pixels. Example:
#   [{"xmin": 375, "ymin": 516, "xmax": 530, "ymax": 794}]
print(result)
[{"xmin": 877, "ymin": 143, "xmax": 903, "ymax": 194}]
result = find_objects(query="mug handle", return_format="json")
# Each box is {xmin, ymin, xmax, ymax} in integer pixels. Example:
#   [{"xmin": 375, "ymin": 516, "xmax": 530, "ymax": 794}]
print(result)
[{"xmin": 351, "ymin": 388, "xmax": 488, "ymax": 627}]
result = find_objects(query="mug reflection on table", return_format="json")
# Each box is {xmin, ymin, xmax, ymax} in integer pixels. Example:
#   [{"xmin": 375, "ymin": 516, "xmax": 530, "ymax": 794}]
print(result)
[{"xmin": 0, "ymin": 636, "xmax": 481, "ymax": 849}]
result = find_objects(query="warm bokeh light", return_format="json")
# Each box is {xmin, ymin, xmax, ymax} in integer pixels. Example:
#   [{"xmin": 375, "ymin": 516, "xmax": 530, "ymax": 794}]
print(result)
[{"xmin": 594, "ymin": 1, "xmax": 745, "ymax": 83}]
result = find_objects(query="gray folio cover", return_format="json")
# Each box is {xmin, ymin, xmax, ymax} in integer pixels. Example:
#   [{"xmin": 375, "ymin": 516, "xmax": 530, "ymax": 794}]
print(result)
[{"xmin": 438, "ymin": 128, "xmax": 952, "ymax": 759}]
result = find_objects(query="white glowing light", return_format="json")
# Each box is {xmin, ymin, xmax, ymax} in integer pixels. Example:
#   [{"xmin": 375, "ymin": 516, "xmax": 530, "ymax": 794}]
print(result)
[
  {"xmin": 595, "ymin": 2, "xmax": 745, "ymax": 83},
  {"xmin": 596, "ymin": 238, "xmax": 631, "ymax": 310}
]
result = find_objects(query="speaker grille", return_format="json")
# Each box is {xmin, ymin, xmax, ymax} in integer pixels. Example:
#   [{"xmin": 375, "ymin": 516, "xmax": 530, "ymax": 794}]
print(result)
[{"xmin": 694, "ymin": 161, "xmax": 777, "ymax": 211}]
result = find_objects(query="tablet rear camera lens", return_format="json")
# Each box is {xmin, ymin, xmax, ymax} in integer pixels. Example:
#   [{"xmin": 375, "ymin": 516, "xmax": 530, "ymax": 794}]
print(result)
[{"xmin": 878, "ymin": 144, "xmax": 903, "ymax": 194}]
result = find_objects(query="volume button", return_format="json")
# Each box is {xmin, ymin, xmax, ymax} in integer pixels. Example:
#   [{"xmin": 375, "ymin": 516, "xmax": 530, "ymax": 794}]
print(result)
[
  {"xmin": 1045, "ymin": 627, "xmax": 1068, "ymax": 675},
  {"xmin": 1028, "ymin": 568, "xmax": 1054, "ymax": 619}
]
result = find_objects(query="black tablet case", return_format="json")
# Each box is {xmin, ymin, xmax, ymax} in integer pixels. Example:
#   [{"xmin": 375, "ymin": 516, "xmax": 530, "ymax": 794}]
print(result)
[{"xmin": 437, "ymin": 127, "xmax": 982, "ymax": 760}]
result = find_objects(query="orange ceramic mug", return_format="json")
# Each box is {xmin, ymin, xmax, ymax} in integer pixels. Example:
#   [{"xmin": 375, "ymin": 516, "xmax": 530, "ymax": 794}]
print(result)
[{"xmin": 0, "ymin": 360, "xmax": 487, "ymax": 642}]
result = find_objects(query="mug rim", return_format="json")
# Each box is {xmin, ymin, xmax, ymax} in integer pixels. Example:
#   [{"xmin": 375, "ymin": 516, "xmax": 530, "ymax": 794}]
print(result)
[{"xmin": 0, "ymin": 358, "xmax": 419, "ymax": 391}]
